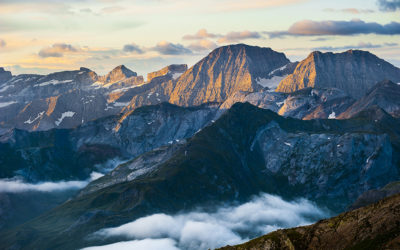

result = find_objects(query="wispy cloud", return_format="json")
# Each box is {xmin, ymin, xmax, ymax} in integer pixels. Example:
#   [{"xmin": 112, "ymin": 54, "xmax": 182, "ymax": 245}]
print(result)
[
  {"xmin": 212, "ymin": 0, "xmax": 309, "ymax": 12},
  {"xmin": 268, "ymin": 20, "xmax": 400, "ymax": 37},
  {"xmin": 187, "ymin": 39, "xmax": 218, "ymax": 52},
  {"xmin": 151, "ymin": 41, "xmax": 192, "ymax": 55},
  {"xmin": 38, "ymin": 43, "xmax": 79, "ymax": 58},
  {"xmin": 378, "ymin": 0, "xmax": 400, "ymax": 11},
  {"xmin": 86, "ymin": 193, "xmax": 327, "ymax": 250},
  {"xmin": 182, "ymin": 29, "xmax": 220, "ymax": 40},
  {"xmin": 0, "ymin": 39, "xmax": 6, "ymax": 48},
  {"xmin": 123, "ymin": 43, "xmax": 144, "ymax": 54},
  {"xmin": 313, "ymin": 42, "xmax": 399, "ymax": 51},
  {"xmin": 218, "ymin": 31, "xmax": 262, "ymax": 43},
  {"xmin": 323, "ymin": 8, "xmax": 375, "ymax": 14}
]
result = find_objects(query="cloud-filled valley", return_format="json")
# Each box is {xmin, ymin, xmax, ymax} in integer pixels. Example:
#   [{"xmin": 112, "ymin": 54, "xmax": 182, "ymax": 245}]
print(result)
[
  {"xmin": 84, "ymin": 194, "xmax": 328, "ymax": 250},
  {"xmin": 0, "ymin": 172, "xmax": 103, "ymax": 193}
]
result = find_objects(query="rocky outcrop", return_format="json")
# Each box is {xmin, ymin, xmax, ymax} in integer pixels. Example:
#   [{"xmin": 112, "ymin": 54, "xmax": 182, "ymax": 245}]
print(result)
[
  {"xmin": 0, "ymin": 68, "xmax": 12, "ymax": 83},
  {"xmin": 147, "ymin": 64, "xmax": 187, "ymax": 82},
  {"xmin": 276, "ymin": 50, "xmax": 400, "ymax": 99},
  {"xmin": 278, "ymin": 88, "xmax": 355, "ymax": 119},
  {"xmin": 349, "ymin": 181, "xmax": 400, "ymax": 210},
  {"xmin": 219, "ymin": 90, "xmax": 286, "ymax": 115},
  {"xmin": 219, "ymin": 194, "xmax": 400, "ymax": 250},
  {"xmin": 339, "ymin": 80, "xmax": 400, "ymax": 119}
]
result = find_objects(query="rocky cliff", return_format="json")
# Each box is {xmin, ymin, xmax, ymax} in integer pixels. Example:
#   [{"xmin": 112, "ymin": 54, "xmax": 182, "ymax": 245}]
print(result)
[
  {"xmin": 276, "ymin": 50, "xmax": 400, "ymax": 99},
  {"xmin": 339, "ymin": 80, "xmax": 400, "ymax": 119}
]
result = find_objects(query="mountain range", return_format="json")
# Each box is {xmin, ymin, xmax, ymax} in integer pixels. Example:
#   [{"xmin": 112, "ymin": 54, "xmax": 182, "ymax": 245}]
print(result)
[{"xmin": 1, "ymin": 44, "xmax": 400, "ymax": 249}]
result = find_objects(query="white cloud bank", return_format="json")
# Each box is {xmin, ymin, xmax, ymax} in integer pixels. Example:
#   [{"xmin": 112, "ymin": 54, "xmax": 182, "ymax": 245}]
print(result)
[
  {"xmin": 84, "ymin": 193, "xmax": 328, "ymax": 250},
  {"xmin": 0, "ymin": 172, "xmax": 103, "ymax": 193}
]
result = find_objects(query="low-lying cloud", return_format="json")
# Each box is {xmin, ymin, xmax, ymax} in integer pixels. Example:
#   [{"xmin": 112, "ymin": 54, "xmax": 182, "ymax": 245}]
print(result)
[
  {"xmin": 84, "ymin": 238, "xmax": 179, "ymax": 250},
  {"xmin": 378, "ymin": 0, "xmax": 400, "ymax": 11},
  {"xmin": 268, "ymin": 19, "xmax": 400, "ymax": 37},
  {"xmin": 85, "ymin": 193, "xmax": 328, "ymax": 250},
  {"xmin": 38, "ymin": 43, "xmax": 79, "ymax": 58},
  {"xmin": 0, "ymin": 172, "xmax": 103, "ymax": 193}
]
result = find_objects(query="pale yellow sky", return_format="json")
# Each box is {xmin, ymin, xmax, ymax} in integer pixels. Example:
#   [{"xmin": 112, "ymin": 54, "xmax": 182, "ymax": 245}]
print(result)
[{"xmin": 0, "ymin": 0, "xmax": 399, "ymax": 76}]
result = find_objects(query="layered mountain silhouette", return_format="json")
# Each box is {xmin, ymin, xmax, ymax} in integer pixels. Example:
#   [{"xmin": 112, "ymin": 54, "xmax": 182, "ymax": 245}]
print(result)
[{"xmin": 1, "ymin": 44, "xmax": 400, "ymax": 250}]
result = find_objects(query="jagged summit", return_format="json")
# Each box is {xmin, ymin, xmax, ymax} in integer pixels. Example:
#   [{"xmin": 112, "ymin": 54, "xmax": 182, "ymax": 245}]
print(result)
[
  {"xmin": 276, "ymin": 50, "xmax": 400, "ymax": 98},
  {"xmin": 169, "ymin": 44, "xmax": 290, "ymax": 106},
  {"xmin": 100, "ymin": 65, "xmax": 138, "ymax": 84}
]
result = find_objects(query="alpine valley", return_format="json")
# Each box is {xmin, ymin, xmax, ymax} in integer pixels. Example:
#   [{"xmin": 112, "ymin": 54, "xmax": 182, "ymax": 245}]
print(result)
[{"xmin": 1, "ymin": 44, "xmax": 400, "ymax": 250}]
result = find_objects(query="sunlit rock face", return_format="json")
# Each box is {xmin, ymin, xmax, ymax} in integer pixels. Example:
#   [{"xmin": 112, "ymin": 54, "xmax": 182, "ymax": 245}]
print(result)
[
  {"xmin": 118, "ymin": 44, "xmax": 292, "ymax": 122},
  {"xmin": 168, "ymin": 44, "xmax": 290, "ymax": 106},
  {"xmin": 98, "ymin": 65, "xmax": 137, "ymax": 84},
  {"xmin": 276, "ymin": 50, "xmax": 400, "ymax": 99}
]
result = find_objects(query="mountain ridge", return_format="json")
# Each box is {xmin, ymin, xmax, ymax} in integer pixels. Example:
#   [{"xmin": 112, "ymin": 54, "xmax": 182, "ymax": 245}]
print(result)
[{"xmin": 276, "ymin": 50, "xmax": 400, "ymax": 98}]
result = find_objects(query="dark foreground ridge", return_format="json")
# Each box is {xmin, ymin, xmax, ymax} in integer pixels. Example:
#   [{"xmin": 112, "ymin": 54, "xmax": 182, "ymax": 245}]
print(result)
[{"xmin": 218, "ymin": 193, "xmax": 400, "ymax": 250}]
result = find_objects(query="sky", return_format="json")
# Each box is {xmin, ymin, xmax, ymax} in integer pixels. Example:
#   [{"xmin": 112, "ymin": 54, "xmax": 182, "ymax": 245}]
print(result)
[{"xmin": 0, "ymin": 0, "xmax": 399, "ymax": 76}]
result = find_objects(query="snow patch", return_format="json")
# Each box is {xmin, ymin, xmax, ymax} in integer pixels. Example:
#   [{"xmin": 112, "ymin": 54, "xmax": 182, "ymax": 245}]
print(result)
[
  {"xmin": 113, "ymin": 102, "xmax": 130, "ymax": 107},
  {"xmin": 55, "ymin": 111, "xmax": 75, "ymax": 126},
  {"xmin": 366, "ymin": 155, "xmax": 374, "ymax": 164},
  {"xmin": 328, "ymin": 112, "xmax": 336, "ymax": 119},
  {"xmin": 256, "ymin": 75, "xmax": 287, "ymax": 90},
  {"xmin": 0, "ymin": 101, "xmax": 17, "ymax": 108},
  {"xmin": 172, "ymin": 72, "xmax": 183, "ymax": 80},
  {"xmin": 269, "ymin": 64, "xmax": 288, "ymax": 76},
  {"xmin": 0, "ymin": 85, "xmax": 12, "ymax": 93},
  {"xmin": 284, "ymin": 142, "xmax": 292, "ymax": 147},
  {"xmin": 276, "ymin": 101, "xmax": 285, "ymax": 107},
  {"xmin": 24, "ymin": 111, "xmax": 44, "ymax": 124},
  {"xmin": 36, "ymin": 79, "xmax": 73, "ymax": 87}
]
